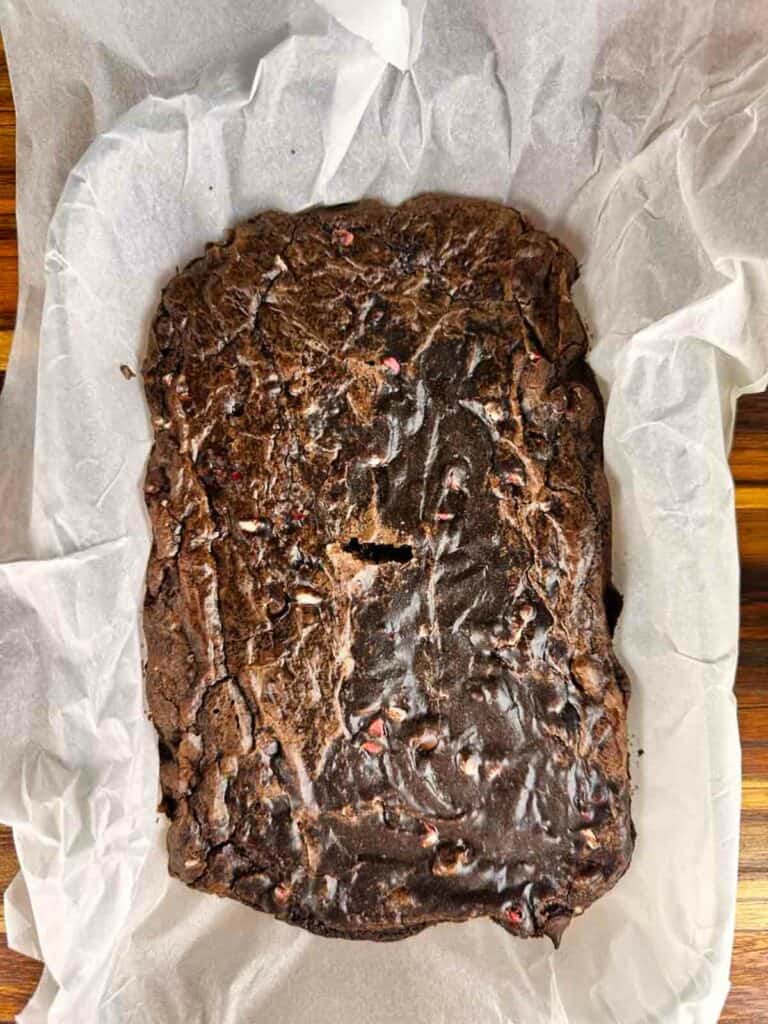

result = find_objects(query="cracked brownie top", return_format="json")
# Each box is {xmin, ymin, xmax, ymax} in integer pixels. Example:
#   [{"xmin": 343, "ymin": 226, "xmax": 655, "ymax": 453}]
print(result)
[{"xmin": 143, "ymin": 195, "xmax": 633, "ymax": 944}]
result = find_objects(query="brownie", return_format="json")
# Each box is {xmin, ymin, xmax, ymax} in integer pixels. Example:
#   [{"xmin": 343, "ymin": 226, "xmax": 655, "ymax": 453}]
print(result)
[{"xmin": 142, "ymin": 195, "xmax": 634, "ymax": 945}]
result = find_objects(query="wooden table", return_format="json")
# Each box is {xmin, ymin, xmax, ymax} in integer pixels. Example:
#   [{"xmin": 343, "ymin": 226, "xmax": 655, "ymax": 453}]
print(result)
[{"xmin": 0, "ymin": 46, "xmax": 765, "ymax": 1024}]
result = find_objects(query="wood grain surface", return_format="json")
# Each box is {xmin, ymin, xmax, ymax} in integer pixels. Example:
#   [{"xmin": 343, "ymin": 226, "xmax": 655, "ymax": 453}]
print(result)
[{"xmin": 0, "ymin": 43, "xmax": 765, "ymax": 1024}]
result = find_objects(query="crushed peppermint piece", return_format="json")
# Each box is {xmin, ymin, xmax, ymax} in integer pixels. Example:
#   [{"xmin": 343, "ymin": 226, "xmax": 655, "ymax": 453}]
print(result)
[
  {"xmin": 273, "ymin": 883, "xmax": 291, "ymax": 903},
  {"xmin": 362, "ymin": 740, "xmax": 385, "ymax": 756},
  {"xmin": 382, "ymin": 356, "xmax": 401, "ymax": 374},
  {"xmin": 519, "ymin": 603, "xmax": 536, "ymax": 622},
  {"xmin": 421, "ymin": 822, "xmax": 439, "ymax": 848},
  {"xmin": 332, "ymin": 227, "xmax": 355, "ymax": 247}
]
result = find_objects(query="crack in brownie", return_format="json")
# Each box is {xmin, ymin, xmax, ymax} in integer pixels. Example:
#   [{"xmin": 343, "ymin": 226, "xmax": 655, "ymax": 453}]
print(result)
[{"xmin": 143, "ymin": 195, "xmax": 634, "ymax": 944}]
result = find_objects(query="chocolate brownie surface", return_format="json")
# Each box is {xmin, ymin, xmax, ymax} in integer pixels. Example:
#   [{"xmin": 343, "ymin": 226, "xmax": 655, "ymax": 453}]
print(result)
[{"xmin": 143, "ymin": 195, "xmax": 633, "ymax": 944}]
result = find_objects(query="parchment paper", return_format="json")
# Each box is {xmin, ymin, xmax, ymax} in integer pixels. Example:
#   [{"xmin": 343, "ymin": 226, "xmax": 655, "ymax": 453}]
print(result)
[{"xmin": 1, "ymin": 1, "xmax": 767, "ymax": 1021}]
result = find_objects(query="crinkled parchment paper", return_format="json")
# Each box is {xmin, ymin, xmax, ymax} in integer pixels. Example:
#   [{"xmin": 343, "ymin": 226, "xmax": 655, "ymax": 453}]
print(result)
[{"xmin": 1, "ymin": 1, "xmax": 767, "ymax": 1021}]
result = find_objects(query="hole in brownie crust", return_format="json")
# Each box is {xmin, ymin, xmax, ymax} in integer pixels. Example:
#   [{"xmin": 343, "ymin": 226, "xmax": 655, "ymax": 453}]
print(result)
[
  {"xmin": 343, "ymin": 538, "xmax": 413, "ymax": 564},
  {"xmin": 603, "ymin": 583, "xmax": 624, "ymax": 637}
]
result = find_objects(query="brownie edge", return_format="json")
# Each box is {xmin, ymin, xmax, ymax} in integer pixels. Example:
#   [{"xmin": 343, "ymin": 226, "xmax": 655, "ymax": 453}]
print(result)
[{"xmin": 143, "ymin": 195, "xmax": 634, "ymax": 944}]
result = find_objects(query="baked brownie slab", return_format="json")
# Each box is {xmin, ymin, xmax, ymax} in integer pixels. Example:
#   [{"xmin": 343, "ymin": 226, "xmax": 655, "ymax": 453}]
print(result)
[{"xmin": 143, "ymin": 195, "xmax": 633, "ymax": 944}]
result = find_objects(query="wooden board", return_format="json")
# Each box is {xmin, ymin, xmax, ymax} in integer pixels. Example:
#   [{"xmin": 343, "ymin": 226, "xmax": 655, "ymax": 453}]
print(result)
[{"xmin": 0, "ymin": 40, "xmax": 765, "ymax": 1024}]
